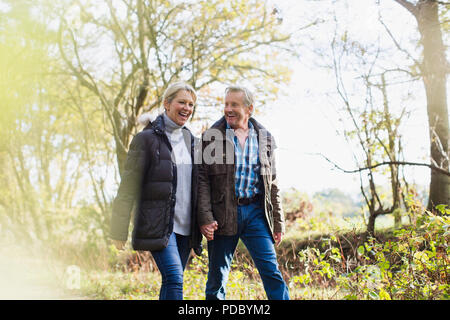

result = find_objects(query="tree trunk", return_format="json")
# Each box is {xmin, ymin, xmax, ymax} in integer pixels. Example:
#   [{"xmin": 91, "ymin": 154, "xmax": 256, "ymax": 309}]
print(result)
[
  {"xmin": 380, "ymin": 74, "xmax": 402, "ymax": 226},
  {"xmin": 394, "ymin": 0, "xmax": 449, "ymax": 210},
  {"xmin": 367, "ymin": 212, "xmax": 376, "ymax": 236},
  {"xmin": 416, "ymin": 1, "xmax": 450, "ymax": 210}
]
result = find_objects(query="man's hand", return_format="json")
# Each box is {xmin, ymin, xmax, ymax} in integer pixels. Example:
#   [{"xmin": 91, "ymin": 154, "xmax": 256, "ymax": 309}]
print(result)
[
  {"xmin": 112, "ymin": 240, "xmax": 126, "ymax": 250},
  {"xmin": 273, "ymin": 232, "xmax": 283, "ymax": 246},
  {"xmin": 200, "ymin": 221, "xmax": 218, "ymax": 241}
]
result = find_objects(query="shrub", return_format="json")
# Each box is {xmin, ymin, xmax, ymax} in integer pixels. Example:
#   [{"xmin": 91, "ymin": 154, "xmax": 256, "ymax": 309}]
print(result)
[
  {"xmin": 288, "ymin": 205, "xmax": 449, "ymax": 300},
  {"xmin": 338, "ymin": 205, "xmax": 449, "ymax": 299}
]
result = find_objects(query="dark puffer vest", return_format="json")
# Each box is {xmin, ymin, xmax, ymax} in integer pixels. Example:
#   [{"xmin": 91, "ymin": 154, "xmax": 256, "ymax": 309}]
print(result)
[{"xmin": 110, "ymin": 114, "xmax": 202, "ymax": 255}]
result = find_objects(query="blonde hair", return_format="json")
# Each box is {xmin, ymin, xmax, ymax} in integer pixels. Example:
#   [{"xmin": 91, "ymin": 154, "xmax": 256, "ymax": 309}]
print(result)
[{"xmin": 163, "ymin": 81, "xmax": 197, "ymax": 105}]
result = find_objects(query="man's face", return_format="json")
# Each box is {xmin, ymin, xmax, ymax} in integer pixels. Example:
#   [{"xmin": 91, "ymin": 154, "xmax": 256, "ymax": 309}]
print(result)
[{"xmin": 224, "ymin": 91, "xmax": 253, "ymax": 130}]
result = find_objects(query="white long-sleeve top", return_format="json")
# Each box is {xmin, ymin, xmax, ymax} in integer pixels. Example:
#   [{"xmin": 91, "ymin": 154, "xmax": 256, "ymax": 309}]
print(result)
[{"xmin": 163, "ymin": 113, "xmax": 192, "ymax": 236}]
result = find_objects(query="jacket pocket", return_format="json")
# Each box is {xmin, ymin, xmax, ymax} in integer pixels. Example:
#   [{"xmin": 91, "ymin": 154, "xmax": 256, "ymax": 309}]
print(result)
[
  {"xmin": 135, "ymin": 201, "xmax": 167, "ymax": 239},
  {"xmin": 211, "ymin": 192, "xmax": 226, "ymax": 228},
  {"xmin": 208, "ymin": 164, "xmax": 227, "ymax": 203},
  {"xmin": 212, "ymin": 192, "xmax": 224, "ymax": 204},
  {"xmin": 207, "ymin": 164, "xmax": 227, "ymax": 229},
  {"xmin": 208, "ymin": 163, "xmax": 227, "ymax": 175}
]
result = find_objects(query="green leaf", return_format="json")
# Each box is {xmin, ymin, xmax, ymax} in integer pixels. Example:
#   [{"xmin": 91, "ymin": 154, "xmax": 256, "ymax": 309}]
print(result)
[
  {"xmin": 357, "ymin": 245, "xmax": 365, "ymax": 255},
  {"xmin": 435, "ymin": 204, "xmax": 449, "ymax": 215},
  {"xmin": 379, "ymin": 288, "xmax": 391, "ymax": 300}
]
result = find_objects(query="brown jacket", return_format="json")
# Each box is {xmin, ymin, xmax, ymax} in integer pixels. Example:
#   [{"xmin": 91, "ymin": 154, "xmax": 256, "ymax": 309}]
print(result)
[{"xmin": 197, "ymin": 116, "xmax": 285, "ymax": 240}]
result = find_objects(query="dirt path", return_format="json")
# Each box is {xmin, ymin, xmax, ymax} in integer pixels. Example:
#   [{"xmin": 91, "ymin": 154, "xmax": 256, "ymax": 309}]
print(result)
[{"xmin": 0, "ymin": 241, "xmax": 86, "ymax": 300}]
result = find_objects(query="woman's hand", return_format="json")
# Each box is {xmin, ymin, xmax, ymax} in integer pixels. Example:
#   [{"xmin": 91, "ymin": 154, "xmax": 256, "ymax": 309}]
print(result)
[
  {"xmin": 200, "ymin": 221, "xmax": 218, "ymax": 241},
  {"xmin": 273, "ymin": 232, "xmax": 283, "ymax": 246}
]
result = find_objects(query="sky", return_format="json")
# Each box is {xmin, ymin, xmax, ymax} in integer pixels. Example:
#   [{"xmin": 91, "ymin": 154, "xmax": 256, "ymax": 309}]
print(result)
[
  {"xmin": 175, "ymin": 0, "xmax": 449, "ymax": 199},
  {"xmin": 33, "ymin": 0, "xmax": 446, "ymax": 202},
  {"xmin": 242, "ymin": 0, "xmax": 444, "ymax": 197},
  {"xmin": 257, "ymin": 62, "xmax": 431, "ymax": 197}
]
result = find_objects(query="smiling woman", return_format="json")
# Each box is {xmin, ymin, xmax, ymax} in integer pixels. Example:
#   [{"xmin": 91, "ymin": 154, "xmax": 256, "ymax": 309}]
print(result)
[
  {"xmin": 109, "ymin": 81, "xmax": 203, "ymax": 300},
  {"xmin": 164, "ymin": 89, "xmax": 196, "ymax": 126}
]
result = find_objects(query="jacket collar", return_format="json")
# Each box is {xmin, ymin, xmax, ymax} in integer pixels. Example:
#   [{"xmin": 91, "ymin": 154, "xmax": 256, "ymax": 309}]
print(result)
[
  {"xmin": 144, "ymin": 113, "xmax": 192, "ymax": 136},
  {"xmin": 210, "ymin": 116, "xmax": 274, "ymax": 143}
]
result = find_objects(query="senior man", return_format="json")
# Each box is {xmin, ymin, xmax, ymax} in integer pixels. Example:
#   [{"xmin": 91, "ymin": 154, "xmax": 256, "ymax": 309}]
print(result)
[{"xmin": 197, "ymin": 85, "xmax": 289, "ymax": 300}]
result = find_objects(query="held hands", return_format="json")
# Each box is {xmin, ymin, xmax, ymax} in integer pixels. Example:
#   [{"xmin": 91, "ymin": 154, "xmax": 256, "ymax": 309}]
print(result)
[
  {"xmin": 200, "ymin": 221, "xmax": 218, "ymax": 241},
  {"xmin": 200, "ymin": 222, "xmax": 283, "ymax": 245}
]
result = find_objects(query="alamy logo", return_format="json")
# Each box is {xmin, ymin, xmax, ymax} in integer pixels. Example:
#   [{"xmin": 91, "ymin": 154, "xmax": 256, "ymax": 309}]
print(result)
[
  {"xmin": 174, "ymin": 128, "xmax": 275, "ymax": 171},
  {"xmin": 65, "ymin": 265, "xmax": 81, "ymax": 290}
]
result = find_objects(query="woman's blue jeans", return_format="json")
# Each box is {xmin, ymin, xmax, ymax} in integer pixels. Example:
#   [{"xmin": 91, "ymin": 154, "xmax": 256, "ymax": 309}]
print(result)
[
  {"xmin": 205, "ymin": 201, "xmax": 290, "ymax": 300},
  {"xmin": 151, "ymin": 232, "xmax": 190, "ymax": 300}
]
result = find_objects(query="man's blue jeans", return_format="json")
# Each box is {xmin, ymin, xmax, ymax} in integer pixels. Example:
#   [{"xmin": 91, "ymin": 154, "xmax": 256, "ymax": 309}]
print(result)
[
  {"xmin": 151, "ymin": 232, "xmax": 190, "ymax": 300},
  {"xmin": 205, "ymin": 201, "xmax": 290, "ymax": 300}
]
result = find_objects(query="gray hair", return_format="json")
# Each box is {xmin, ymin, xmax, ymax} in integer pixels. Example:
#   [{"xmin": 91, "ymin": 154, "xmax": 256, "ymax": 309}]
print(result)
[
  {"xmin": 163, "ymin": 81, "xmax": 197, "ymax": 104},
  {"xmin": 225, "ymin": 85, "xmax": 254, "ymax": 107}
]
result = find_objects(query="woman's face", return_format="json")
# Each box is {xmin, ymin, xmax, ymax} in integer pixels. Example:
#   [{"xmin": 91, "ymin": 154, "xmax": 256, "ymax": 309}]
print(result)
[{"xmin": 164, "ymin": 90, "xmax": 195, "ymax": 126}]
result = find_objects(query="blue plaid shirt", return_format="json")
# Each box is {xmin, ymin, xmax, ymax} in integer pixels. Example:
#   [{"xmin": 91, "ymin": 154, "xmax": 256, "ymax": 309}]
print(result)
[{"xmin": 226, "ymin": 121, "xmax": 261, "ymax": 199}]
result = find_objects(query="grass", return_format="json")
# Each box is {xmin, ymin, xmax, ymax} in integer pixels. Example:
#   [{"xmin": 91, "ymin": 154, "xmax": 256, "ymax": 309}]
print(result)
[
  {"xmin": 79, "ymin": 266, "xmax": 344, "ymax": 300},
  {"xmin": 1, "ymin": 205, "xmax": 426, "ymax": 300},
  {"xmin": 78, "ymin": 227, "xmax": 360, "ymax": 300},
  {"xmin": 76, "ymin": 233, "xmax": 350, "ymax": 300}
]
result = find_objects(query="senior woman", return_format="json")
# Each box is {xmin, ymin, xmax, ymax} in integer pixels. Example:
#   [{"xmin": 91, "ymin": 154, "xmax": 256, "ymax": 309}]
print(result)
[{"xmin": 110, "ymin": 81, "xmax": 202, "ymax": 300}]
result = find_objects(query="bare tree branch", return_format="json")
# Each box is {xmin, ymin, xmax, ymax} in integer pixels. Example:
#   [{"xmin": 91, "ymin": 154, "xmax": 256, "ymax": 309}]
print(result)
[
  {"xmin": 312, "ymin": 153, "xmax": 450, "ymax": 177},
  {"xmin": 393, "ymin": 0, "xmax": 418, "ymax": 17},
  {"xmin": 379, "ymin": 15, "xmax": 422, "ymax": 68}
]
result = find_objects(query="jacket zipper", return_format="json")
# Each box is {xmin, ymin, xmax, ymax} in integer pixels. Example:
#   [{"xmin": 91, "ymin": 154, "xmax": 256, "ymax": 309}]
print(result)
[{"xmin": 156, "ymin": 127, "xmax": 177, "ymax": 237}]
